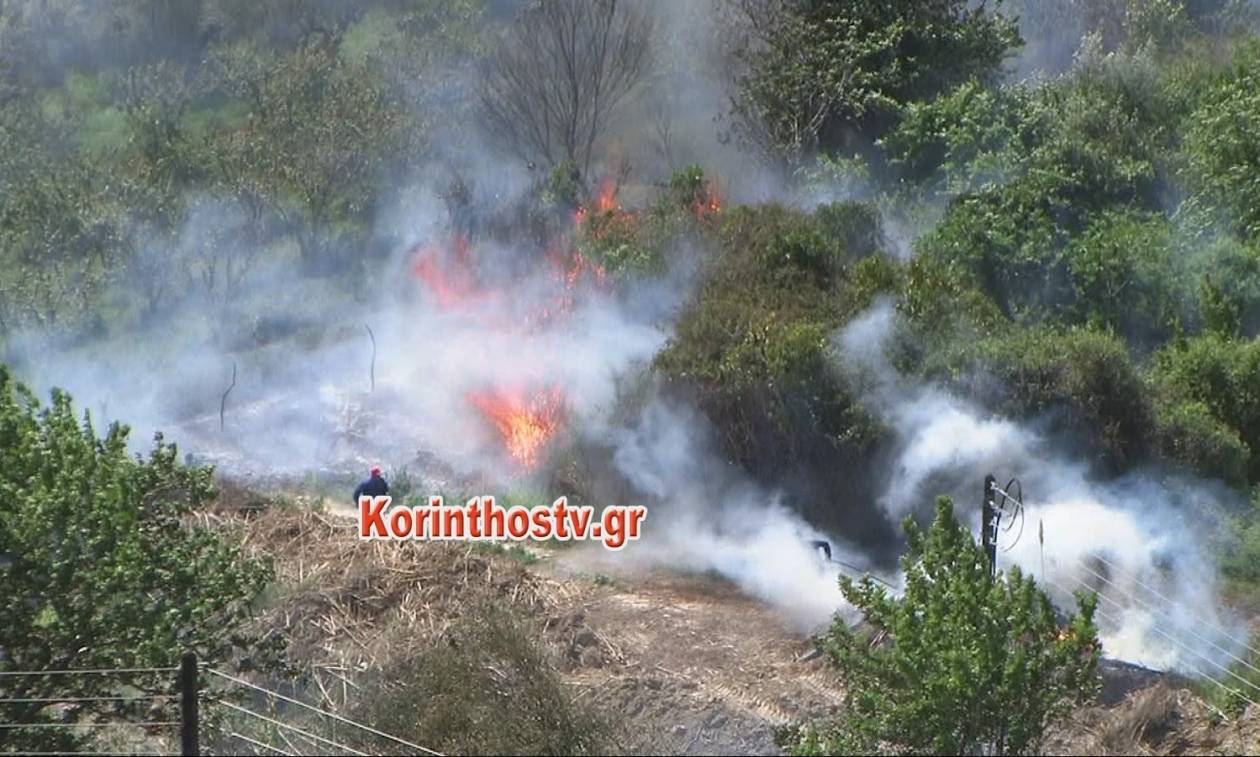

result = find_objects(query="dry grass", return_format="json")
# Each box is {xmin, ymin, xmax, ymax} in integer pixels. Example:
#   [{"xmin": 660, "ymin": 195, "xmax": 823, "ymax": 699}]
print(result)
[
  {"xmin": 1089, "ymin": 683, "xmax": 1182, "ymax": 755},
  {"xmin": 201, "ymin": 504, "xmax": 582, "ymax": 674}
]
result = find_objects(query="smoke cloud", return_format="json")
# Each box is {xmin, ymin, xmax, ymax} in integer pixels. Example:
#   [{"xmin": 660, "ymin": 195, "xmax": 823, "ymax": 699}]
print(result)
[{"xmin": 836, "ymin": 298, "xmax": 1248, "ymax": 673}]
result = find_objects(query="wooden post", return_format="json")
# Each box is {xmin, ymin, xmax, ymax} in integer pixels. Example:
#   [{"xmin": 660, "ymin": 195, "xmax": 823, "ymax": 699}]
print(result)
[
  {"xmin": 180, "ymin": 653, "xmax": 199, "ymax": 756},
  {"xmin": 982, "ymin": 474, "xmax": 1000, "ymax": 577},
  {"xmin": 220, "ymin": 362, "xmax": 237, "ymax": 433}
]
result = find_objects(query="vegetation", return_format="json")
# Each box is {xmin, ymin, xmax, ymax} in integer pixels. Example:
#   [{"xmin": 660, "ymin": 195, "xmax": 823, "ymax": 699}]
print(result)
[
  {"xmin": 7, "ymin": 0, "xmax": 1260, "ymax": 751},
  {"xmin": 346, "ymin": 602, "xmax": 617, "ymax": 755},
  {"xmin": 780, "ymin": 498, "xmax": 1100, "ymax": 756},
  {"xmin": 0, "ymin": 371, "xmax": 272, "ymax": 753}
]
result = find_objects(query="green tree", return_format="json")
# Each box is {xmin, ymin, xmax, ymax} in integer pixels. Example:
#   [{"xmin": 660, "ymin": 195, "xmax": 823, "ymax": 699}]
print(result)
[
  {"xmin": 728, "ymin": 0, "xmax": 1021, "ymax": 164},
  {"xmin": 207, "ymin": 37, "xmax": 411, "ymax": 271},
  {"xmin": 1183, "ymin": 41, "xmax": 1260, "ymax": 242},
  {"xmin": 781, "ymin": 497, "xmax": 1099, "ymax": 756},
  {"xmin": 0, "ymin": 369, "xmax": 272, "ymax": 753}
]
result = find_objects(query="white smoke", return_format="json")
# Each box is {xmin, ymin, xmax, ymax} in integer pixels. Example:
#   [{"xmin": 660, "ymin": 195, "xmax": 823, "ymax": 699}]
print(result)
[
  {"xmin": 837, "ymin": 298, "xmax": 1248, "ymax": 673},
  {"xmin": 602, "ymin": 394, "xmax": 855, "ymax": 629}
]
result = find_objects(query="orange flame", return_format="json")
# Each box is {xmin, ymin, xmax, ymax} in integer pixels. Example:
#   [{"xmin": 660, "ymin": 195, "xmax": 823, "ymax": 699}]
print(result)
[
  {"xmin": 574, "ymin": 178, "xmax": 621, "ymax": 227},
  {"xmin": 468, "ymin": 385, "xmax": 566, "ymax": 470},
  {"xmin": 409, "ymin": 236, "xmax": 488, "ymax": 309},
  {"xmin": 696, "ymin": 180, "xmax": 721, "ymax": 218},
  {"xmin": 596, "ymin": 178, "xmax": 618, "ymax": 213}
]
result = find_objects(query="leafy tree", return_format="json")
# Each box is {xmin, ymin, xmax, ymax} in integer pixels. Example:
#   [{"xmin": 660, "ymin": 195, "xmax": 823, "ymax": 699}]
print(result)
[
  {"xmin": 207, "ymin": 37, "xmax": 411, "ymax": 271},
  {"xmin": 728, "ymin": 0, "xmax": 1021, "ymax": 164},
  {"xmin": 0, "ymin": 369, "xmax": 272, "ymax": 753},
  {"xmin": 1151, "ymin": 334, "xmax": 1260, "ymax": 482},
  {"xmin": 781, "ymin": 497, "xmax": 1099, "ymax": 756},
  {"xmin": 1062, "ymin": 210, "xmax": 1180, "ymax": 343},
  {"xmin": 881, "ymin": 80, "xmax": 1044, "ymax": 198},
  {"xmin": 1183, "ymin": 41, "xmax": 1260, "ymax": 242}
]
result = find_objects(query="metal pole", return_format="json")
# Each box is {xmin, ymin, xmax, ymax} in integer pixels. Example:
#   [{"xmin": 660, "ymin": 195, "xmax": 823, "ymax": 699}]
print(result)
[
  {"xmin": 982, "ymin": 474, "xmax": 999, "ymax": 577},
  {"xmin": 180, "ymin": 653, "xmax": 199, "ymax": 756}
]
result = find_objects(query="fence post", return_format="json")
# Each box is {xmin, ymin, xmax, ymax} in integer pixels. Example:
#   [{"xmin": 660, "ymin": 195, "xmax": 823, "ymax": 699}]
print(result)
[{"xmin": 180, "ymin": 653, "xmax": 199, "ymax": 756}]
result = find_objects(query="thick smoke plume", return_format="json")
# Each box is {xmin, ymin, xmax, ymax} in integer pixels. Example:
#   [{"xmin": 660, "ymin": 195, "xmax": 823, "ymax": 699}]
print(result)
[{"xmin": 838, "ymin": 299, "xmax": 1248, "ymax": 672}]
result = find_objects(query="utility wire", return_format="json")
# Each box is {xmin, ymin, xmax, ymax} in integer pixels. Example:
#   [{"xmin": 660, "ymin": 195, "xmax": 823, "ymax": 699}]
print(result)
[
  {"xmin": 223, "ymin": 729, "xmax": 296, "ymax": 756},
  {"xmin": 1044, "ymin": 577, "xmax": 1255, "ymax": 713},
  {"xmin": 1074, "ymin": 559, "xmax": 1260, "ymax": 682},
  {"xmin": 1058, "ymin": 575, "xmax": 1260, "ymax": 704},
  {"xmin": 0, "ymin": 668, "xmax": 177, "ymax": 677},
  {"xmin": 214, "ymin": 699, "xmax": 367, "ymax": 756},
  {"xmin": 1092, "ymin": 552, "xmax": 1260, "ymax": 662},
  {"xmin": 0, "ymin": 695, "xmax": 175, "ymax": 704},
  {"xmin": 207, "ymin": 668, "xmax": 443, "ymax": 756},
  {"xmin": 0, "ymin": 721, "xmax": 178, "ymax": 729}
]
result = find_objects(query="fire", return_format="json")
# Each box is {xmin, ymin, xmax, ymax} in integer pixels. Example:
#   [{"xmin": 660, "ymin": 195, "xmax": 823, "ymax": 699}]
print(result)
[
  {"xmin": 695, "ymin": 180, "xmax": 722, "ymax": 218},
  {"xmin": 467, "ymin": 385, "xmax": 566, "ymax": 470},
  {"xmin": 574, "ymin": 178, "xmax": 621, "ymax": 226},
  {"xmin": 595, "ymin": 178, "xmax": 619, "ymax": 213},
  {"xmin": 410, "ymin": 236, "xmax": 492, "ymax": 310}
]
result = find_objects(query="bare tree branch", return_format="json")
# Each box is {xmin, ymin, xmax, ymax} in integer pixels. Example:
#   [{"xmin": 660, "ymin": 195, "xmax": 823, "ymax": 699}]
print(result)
[{"xmin": 478, "ymin": 0, "xmax": 654, "ymax": 175}]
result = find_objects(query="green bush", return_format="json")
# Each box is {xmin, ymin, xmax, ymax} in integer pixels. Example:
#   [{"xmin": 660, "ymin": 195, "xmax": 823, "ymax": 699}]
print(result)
[
  {"xmin": 1182, "ymin": 41, "xmax": 1260, "ymax": 241},
  {"xmin": 780, "ymin": 497, "xmax": 1099, "ymax": 756},
  {"xmin": 1152, "ymin": 399, "xmax": 1250, "ymax": 487},
  {"xmin": 728, "ymin": 0, "xmax": 1020, "ymax": 163},
  {"xmin": 1186, "ymin": 237, "xmax": 1260, "ymax": 338},
  {"xmin": 1062, "ymin": 210, "xmax": 1181, "ymax": 343},
  {"xmin": 814, "ymin": 201, "xmax": 886, "ymax": 259},
  {"xmin": 655, "ymin": 204, "xmax": 890, "ymax": 509},
  {"xmin": 1151, "ymin": 334, "xmax": 1260, "ymax": 482},
  {"xmin": 975, "ymin": 327, "xmax": 1154, "ymax": 468},
  {"xmin": 881, "ymin": 80, "xmax": 1043, "ymax": 197},
  {"xmin": 0, "ymin": 367, "xmax": 272, "ymax": 753}
]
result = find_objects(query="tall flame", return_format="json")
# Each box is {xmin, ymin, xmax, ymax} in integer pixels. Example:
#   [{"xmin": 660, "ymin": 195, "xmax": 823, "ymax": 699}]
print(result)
[{"xmin": 467, "ymin": 385, "xmax": 566, "ymax": 470}]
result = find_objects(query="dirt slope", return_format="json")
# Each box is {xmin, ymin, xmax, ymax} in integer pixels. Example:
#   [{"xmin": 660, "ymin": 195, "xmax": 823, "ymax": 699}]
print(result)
[{"xmin": 234, "ymin": 496, "xmax": 1255, "ymax": 756}]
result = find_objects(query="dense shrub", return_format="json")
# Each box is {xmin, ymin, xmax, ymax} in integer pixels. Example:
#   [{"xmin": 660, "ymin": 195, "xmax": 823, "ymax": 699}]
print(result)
[
  {"xmin": 1151, "ymin": 399, "xmax": 1250, "ymax": 487},
  {"xmin": 1062, "ymin": 210, "xmax": 1181, "ymax": 344},
  {"xmin": 728, "ymin": 0, "xmax": 1020, "ymax": 163},
  {"xmin": 655, "ymin": 203, "xmax": 897, "ymax": 537},
  {"xmin": 1182, "ymin": 41, "xmax": 1260, "ymax": 241},
  {"xmin": 1151, "ymin": 334, "xmax": 1260, "ymax": 482},
  {"xmin": 781, "ymin": 497, "xmax": 1099, "ymax": 755},
  {"xmin": 0, "ymin": 368, "xmax": 271, "ymax": 754},
  {"xmin": 974, "ymin": 327, "xmax": 1154, "ymax": 469}
]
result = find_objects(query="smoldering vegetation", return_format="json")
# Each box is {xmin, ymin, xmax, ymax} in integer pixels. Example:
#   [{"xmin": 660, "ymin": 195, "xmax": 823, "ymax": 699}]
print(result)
[{"xmin": 5, "ymin": 0, "xmax": 1260, "ymax": 681}]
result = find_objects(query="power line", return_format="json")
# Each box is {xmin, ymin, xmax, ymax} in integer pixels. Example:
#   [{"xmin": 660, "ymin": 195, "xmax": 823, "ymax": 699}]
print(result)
[
  {"xmin": 0, "ymin": 694, "xmax": 175, "ymax": 704},
  {"xmin": 1043, "ymin": 577, "xmax": 1256, "ymax": 714},
  {"xmin": 207, "ymin": 668, "xmax": 443, "ymax": 756},
  {"xmin": 1073, "ymin": 558, "xmax": 1260, "ymax": 682},
  {"xmin": 1091, "ymin": 552, "xmax": 1260, "ymax": 662},
  {"xmin": 0, "ymin": 667, "xmax": 178, "ymax": 677},
  {"xmin": 223, "ymin": 729, "xmax": 296, "ymax": 756},
  {"xmin": 1059, "ymin": 574, "xmax": 1260, "ymax": 704},
  {"xmin": 214, "ymin": 699, "xmax": 367, "ymax": 756},
  {"xmin": 0, "ymin": 721, "xmax": 178, "ymax": 729}
]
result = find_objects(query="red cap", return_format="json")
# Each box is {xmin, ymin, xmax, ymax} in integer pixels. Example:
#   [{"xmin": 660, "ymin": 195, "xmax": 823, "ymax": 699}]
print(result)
[{"xmin": 370, "ymin": 466, "xmax": 382, "ymax": 477}]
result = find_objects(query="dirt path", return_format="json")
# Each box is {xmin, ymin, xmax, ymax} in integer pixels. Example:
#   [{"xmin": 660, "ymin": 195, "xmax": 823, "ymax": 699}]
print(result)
[{"xmin": 537, "ymin": 548, "xmax": 845, "ymax": 755}]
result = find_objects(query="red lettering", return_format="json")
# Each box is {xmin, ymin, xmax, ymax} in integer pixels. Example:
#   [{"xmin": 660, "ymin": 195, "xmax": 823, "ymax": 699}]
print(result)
[{"xmin": 360, "ymin": 496, "xmax": 391, "ymax": 538}]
